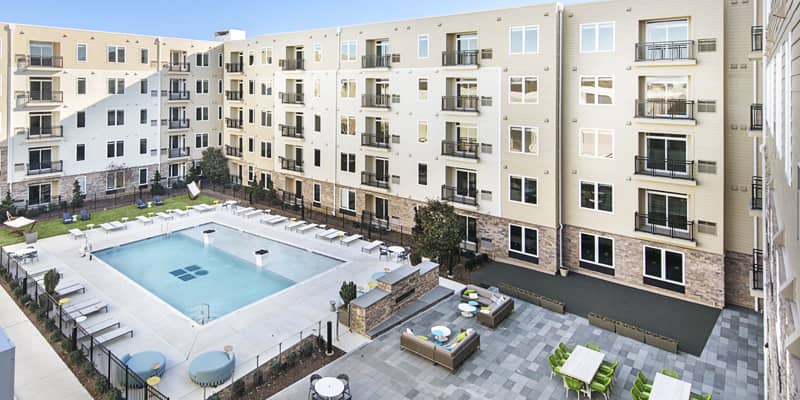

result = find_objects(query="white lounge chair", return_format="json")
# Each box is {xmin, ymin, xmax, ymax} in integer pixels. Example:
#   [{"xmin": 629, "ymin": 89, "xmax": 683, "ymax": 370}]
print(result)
[
  {"xmin": 69, "ymin": 301, "xmax": 108, "ymax": 318},
  {"xmin": 191, "ymin": 204, "xmax": 215, "ymax": 213},
  {"xmin": 234, "ymin": 206, "xmax": 254, "ymax": 216},
  {"xmin": 340, "ymin": 234, "xmax": 363, "ymax": 246},
  {"xmin": 285, "ymin": 220, "xmax": 306, "ymax": 231},
  {"xmin": 62, "ymin": 298, "xmax": 102, "ymax": 313},
  {"xmin": 94, "ymin": 326, "xmax": 132, "ymax": 345},
  {"xmin": 243, "ymin": 209, "xmax": 264, "ymax": 218},
  {"xmin": 110, "ymin": 221, "xmax": 126, "ymax": 230},
  {"xmin": 260, "ymin": 215, "xmax": 287, "ymax": 225},
  {"xmin": 361, "ymin": 240, "xmax": 384, "ymax": 253},
  {"xmin": 173, "ymin": 209, "xmax": 189, "ymax": 217},
  {"xmin": 136, "ymin": 215, "xmax": 153, "ymax": 225},
  {"xmin": 100, "ymin": 222, "xmax": 124, "ymax": 233},
  {"xmin": 320, "ymin": 230, "xmax": 344, "ymax": 241},
  {"xmin": 315, "ymin": 228, "xmax": 338, "ymax": 239},
  {"xmin": 56, "ymin": 283, "xmax": 85, "ymax": 297},
  {"xmin": 297, "ymin": 223, "xmax": 318, "ymax": 233},
  {"xmin": 156, "ymin": 212, "xmax": 174, "ymax": 220},
  {"xmin": 81, "ymin": 317, "xmax": 121, "ymax": 337},
  {"xmin": 69, "ymin": 228, "xmax": 85, "ymax": 239}
]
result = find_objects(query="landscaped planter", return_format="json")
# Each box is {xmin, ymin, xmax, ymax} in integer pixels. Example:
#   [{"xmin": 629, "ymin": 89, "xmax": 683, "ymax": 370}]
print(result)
[
  {"xmin": 615, "ymin": 321, "xmax": 645, "ymax": 342},
  {"xmin": 539, "ymin": 296, "xmax": 565, "ymax": 314},
  {"xmin": 644, "ymin": 331, "xmax": 679, "ymax": 353},
  {"xmin": 588, "ymin": 313, "xmax": 616, "ymax": 332}
]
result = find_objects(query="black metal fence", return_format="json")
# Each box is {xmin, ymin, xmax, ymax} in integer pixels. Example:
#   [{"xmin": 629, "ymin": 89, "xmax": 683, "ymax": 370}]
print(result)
[
  {"xmin": 0, "ymin": 249, "xmax": 169, "ymax": 400},
  {"xmin": 635, "ymin": 99, "xmax": 695, "ymax": 120},
  {"xmin": 634, "ymin": 212, "xmax": 695, "ymax": 242},
  {"xmin": 634, "ymin": 40, "xmax": 694, "ymax": 62}
]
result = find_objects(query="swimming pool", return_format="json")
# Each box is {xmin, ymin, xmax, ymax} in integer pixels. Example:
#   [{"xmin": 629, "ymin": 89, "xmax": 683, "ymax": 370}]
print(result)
[{"xmin": 93, "ymin": 223, "xmax": 343, "ymax": 322}]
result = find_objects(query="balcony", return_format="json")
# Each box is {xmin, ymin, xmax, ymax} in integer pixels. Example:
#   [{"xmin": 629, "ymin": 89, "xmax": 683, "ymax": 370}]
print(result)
[
  {"xmin": 16, "ymin": 55, "xmax": 63, "ymax": 69},
  {"xmin": 280, "ymin": 59, "xmax": 304, "ymax": 71},
  {"xmin": 225, "ymin": 63, "xmax": 243, "ymax": 73},
  {"xmin": 225, "ymin": 145, "xmax": 242, "ymax": 157},
  {"xmin": 225, "ymin": 118, "xmax": 243, "ymax": 129},
  {"xmin": 441, "ymin": 185, "xmax": 477, "ymax": 207},
  {"xmin": 441, "ymin": 50, "xmax": 479, "ymax": 67},
  {"xmin": 26, "ymin": 160, "xmax": 63, "ymax": 176},
  {"xmin": 634, "ymin": 99, "xmax": 695, "ymax": 120},
  {"xmin": 168, "ymin": 91, "xmax": 190, "ymax": 101},
  {"xmin": 634, "ymin": 157, "xmax": 695, "ymax": 180},
  {"xmin": 279, "ymin": 92, "xmax": 304, "ymax": 105},
  {"xmin": 18, "ymin": 126, "xmax": 63, "ymax": 140},
  {"xmin": 752, "ymin": 176, "xmax": 763, "ymax": 210},
  {"xmin": 752, "ymin": 249, "xmax": 763, "ymax": 291},
  {"xmin": 361, "ymin": 171, "xmax": 390, "ymax": 189},
  {"xmin": 168, "ymin": 119, "xmax": 190, "ymax": 130},
  {"xmin": 361, "ymin": 94, "xmax": 391, "ymax": 109},
  {"xmin": 18, "ymin": 91, "xmax": 63, "ymax": 104},
  {"xmin": 362, "ymin": 55, "xmax": 391, "ymax": 69},
  {"xmin": 441, "ymin": 96, "xmax": 479, "ymax": 113},
  {"xmin": 441, "ymin": 140, "xmax": 479, "ymax": 159},
  {"xmin": 279, "ymin": 157, "xmax": 304, "ymax": 173},
  {"xmin": 634, "ymin": 212, "xmax": 694, "ymax": 242},
  {"xmin": 634, "ymin": 41, "xmax": 694, "ymax": 62},
  {"xmin": 361, "ymin": 134, "xmax": 390, "ymax": 149},
  {"xmin": 750, "ymin": 104, "xmax": 763, "ymax": 130},
  {"xmin": 225, "ymin": 91, "xmax": 243, "ymax": 101},
  {"xmin": 752, "ymin": 26, "xmax": 763, "ymax": 52},
  {"xmin": 168, "ymin": 147, "xmax": 191, "ymax": 159},
  {"xmin": 279, "ymin": 124, "xmax": 304, "ymax": 139},
  {"xmin": 167, "ymin": 63, "xmax": 190, "ymax": 73}
]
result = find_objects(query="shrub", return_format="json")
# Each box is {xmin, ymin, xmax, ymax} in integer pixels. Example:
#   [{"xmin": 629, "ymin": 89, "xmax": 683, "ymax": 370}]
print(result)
[
  {"xmin": 60, "ymin": 339, "xmax": 72, "ymax": 352},
  {"xmin": 270, "ymin": 360, "xmax": 282, "ymax": 376},
  {"xmin": 13, "ymin": 286, "xmax": 24, "ymax": 298},
  {"xmin": 477, "ymin": 253, "xmax": 490, "ymax": 264},
  {"xmin": 43, "ymin": 269, "xmax": 60, "ymax": 295},
  {"xmin": 252, "ymin": 369, "xmax": 265, "ymax": 386},
  {"xmin": 36, "ymin": 309, "xmax": 47, "ymax": 321},
  {"xmin": 93, "ymin": 377, "xmax": 110, "ymax": 393},
  {"xmin": 20, "ymin": 294, "xmax": 31, "ymax": 304},
  {"xmin": 103, "ymin": 390, "xmax": 122, "ymax": 400},
  {"xmin": 207, "ymin": 395, "xmax": 220, "ymax": 400},
  {"xmin": 300, "ymin": 341, "xmax": 313, "ymax": 358},
  {"xmin": 464, "ymin": 258, "xmax": 478, "ymax": 271},
  {"xmin": 231, "ymin": 379, "xmax": 246, "ymax": 398},
  {"xmin": 82, "ymin": 358, "xmax": 95, "ymax": 373},
  {"xmin": 409, "ymin": 251, "xmax": 422, "ymax": 266},
  {"xmin": 339, "ymin": 281, "xmax": 357, "ymax": 306},
  {"xmin": 284, "ymin": 351, "xmax": 298, "ymax": 368},
  {"xmin": 45, "ymin": 319, "xmax": 57, "ymax": 332},
  {"xmin": 68, "ymin": 350, "xmax": 83, "ymax": 364}
]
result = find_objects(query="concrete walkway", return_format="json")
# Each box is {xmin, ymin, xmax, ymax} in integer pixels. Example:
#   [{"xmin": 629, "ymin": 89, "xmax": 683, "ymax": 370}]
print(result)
[{"xmin": 0, "ymin": 283, "xmax": 91, "ymax": 400}]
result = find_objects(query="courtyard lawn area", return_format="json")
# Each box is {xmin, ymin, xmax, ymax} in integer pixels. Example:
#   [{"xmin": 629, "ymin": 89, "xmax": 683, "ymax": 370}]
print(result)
[{"xmin": 0, "ymin": 194, "xmax": 217, "ymax": 247}]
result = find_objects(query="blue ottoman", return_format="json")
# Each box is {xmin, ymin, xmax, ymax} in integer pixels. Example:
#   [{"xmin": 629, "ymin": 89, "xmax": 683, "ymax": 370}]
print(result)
[
  {"xmin": 189, "ymin": 351, "xmax": 236, "ymax": 387},
  {"xmin": 118, "ymin": 351, "xmax": 166, "ymax": 386}
]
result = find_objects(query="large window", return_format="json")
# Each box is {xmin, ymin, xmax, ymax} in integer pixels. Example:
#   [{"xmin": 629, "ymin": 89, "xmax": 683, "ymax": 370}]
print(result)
[
  {"xmin": 645, "ymin": 190, "xmax": 688, "ymax": 230},
  {"xmin": 339, "ymin": 189, "xmax": 356, "ymax": 212},
  {"xmin": 195, "ymin": 133, "xmax": 209, "ymax": 148},
  {"xmin": 417, "ymin": 35, "xmax": 429, "ymax": 59},
  {"xmin": 580, "ymin": 22, "xmax": 614, "ymax": 52},
  {"xmin": 509, "ymin": 224, "xmax": 538, "ymax": 262},
  {"xmin": 644, "ymin": 134, "xmax": 688, "ymax": 175},
  {"xmin": 580, "ymin": 76, "xmax": 614, "ymax": 105},
  {"xmin": 196, "ymin": 80, "xmax": 209, "ymax": 94},
  {"xmin": 580, "ymin": 181, "xmax": 613, "ymax": 212},
  {"xmin": 107, "ymin": 110, "xmax": 124, "ymax": 126},
  {"xmin": 313, "ymin": 183, "xmax": 321, "ymax": 205},
  {"xmin": 340, "ymin": 116, "xmax": 356, "ymax": 135},
  {"xmin": 459, "ymin": 215, "xmax": 478, "ymax": 249},
  {"xmin": 644, "ymin": 246, "xmax": 684, "ymax": 288},
  {"xmin": 644, "ymin": 76, "xmax": 688, "ymax": 116},
  {"xmin": 645, "ymin": 19, "xmax": 688, "ymax": 42},
  {"xmin": 106, "ymin": 140, "xmax": 124, "ymax": 158},
  {"xmin": 340, "ymin": 153, "xmax": 356, "ymax": 173},
  {"xmin": 107, "ymin": 45, "xmax": 125, "ymax": 63},
  {"xmin": 509, "ymin": 25, "xmax": 539, "ymax": 54},
  {"xmin": 107, "ymin": 171, "xmax": 125, "ymax": 191},
  {"xmin": 509, "ymin": 126, "xmax": 538, "ymax": 154},
  {"xmin": 107, "ymin": 78, "xmax": 125, "ymax": 94},
  {"xmin": 340, "ymin": 79, "xmax": 356, "ymax": 98},
  {"xmin": 579, "ymin": 128, "xmax": 614, "ymax": 158},
  {"xmin": 340, "ymin": 40, "xmax": 357, "ymax": 61},
  {"xmin": 509, "ymin": 77, "xmax": 538, "ymax": 104},
  {"xmin": 579, "ymin": 233, "xmax": 614, "ymax": 270},
  {"xmin": 509, "ymin": 176, "xmax": 537, "ymax": 205},
  {"xmin": 139, "ymin": 138, "xmax": 147, "ymax": 154},
  {"xmin": 28, "ymin": 183, "xmax": 51, "ymax": 206}
]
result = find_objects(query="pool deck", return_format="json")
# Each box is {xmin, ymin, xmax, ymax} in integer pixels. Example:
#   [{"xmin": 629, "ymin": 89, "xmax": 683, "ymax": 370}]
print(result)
[{"xmin": 9, "ymin": 206, "xmax": 404, "ymax": 399}]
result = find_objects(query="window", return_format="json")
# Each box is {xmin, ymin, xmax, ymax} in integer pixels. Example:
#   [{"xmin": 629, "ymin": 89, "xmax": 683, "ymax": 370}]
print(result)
[
  {"xmin": 314, "ymin": 79, "xmax": 320, "ymax": 97},
  {"xmin": 313, "ymin": 183, "xmax": 321, "ymax": 205},
  {"xmin": 140, "ymin": 48, "xmax": 149, "ymax": 64},
  {"xmin": 314, "ymin": 115, "xmax": 321, "ymax": 132},
  {"xmin": 265, "ymin": 111, "xmax": 272, "ymax": 127},
  {"xmin": 644, "ymin": 190, "xmax": 688, "ymax": 230},
  {"xmin": 77, "ymin": 78, "xmax": 86, "ymax": 94},
  {"xmin": 340, "ymin": 153, "xmax": 356, "ymax": 172},
  {"xmin": 579, "ymin": 128, "xmax": 614, "ymax": 158},
  {"xmin": 580, "ymin": 22, "xmax": 615, "ymax": 52},
  {"xmin": 509, "ymin": 224, "xmax": 538, "ymax": 260},
  {"xmin": 106, "ymin": 140, "xmax": 124, "ymax": 157},
  {"xmin": 260, "ymin": 141, "xmax": 268, "ymax": 157},
  {"xmin": 107, "ymin": 45, "xmax": 125, "ymax": 63},
  {"xmin": 418, "ymin": 78, "xmax": 428, "ymax": 100},
  {"xmin": 509, "ymin": 176, "xmax": 537, "ymax": 205},
  {"xmin": 417, "ymin": 35, "xmax": 429, "ymax": 58},
  {"xmin": 509, "ymin": 25, "xmax": 539, "ymax": 54},
  {"xmin": 248, "ymin": 137, "xmax": 254, "ymax": 153},
  {"xmin": 107, "ymin": 171, "xmax": 125, "ymax": 191},
  {"xmin": 139, "ymin": 168, "xmax": 148, "ymax": 186},
  {"xmin": 340, "ymin": 189, "xmax": 356, "ymax": 212},
  {"xmin": 140, "ymin": 79, "xmax": 148, "ymax": 94},
  {"xmin": 77, "ymin": 111, "xmax": 86, "ymax": 128},
  {"xmin": 340, "ymin": 40, "xmax": 357, "ymax": 61},
  {"xmin": 260, "ymin": 111, "xmax": 267, "ymax": 127},
  {"xmin": 340, "ymin": 116, "xmax": 356, "ymax": 135},
  {"xmin": 218, "ymin": 106, "xmax": 222, "ymax": 120},
  {"xmin": 107, "ymin": 110, "xmax": 124, "ymax": 126},
  {"xmin": 139, "ymin": 138, "xmax": 147, "ymax": 154},
  {"xmin": 248, "ymin": 52, "xmax": 254, "ymax": 66},
  {"xmin": 76, "ymin": 144, "xmax": 85, "ymax": 161},
  {"xmin": 643, "ymin": 134, "xmax": 688, "ymax": 175},
  {"xmin": 107, "ymin": 78, "xmax": 125, "ymax": 94},
  {"xmin": 140, "ymin": 109, "xmax": 148, "ymax": 124},
  {"xmin": 265, "ymin": 81, "xmax": 272, "ymax": 95},
  {"xmin": 579, "ymin": 233, "xmax": 614, "ymax": 270},
  {"xmin": 196, "ymin": 80, "xmax": 209, "ymax": 94},
  {"xmin": 580, "ymin": 181, "xmax": 613, "ymax": 212},
  {"xmin": 418, "ymin": 163, "xmax": 427, "ymax": 185},
  {"xmin": 77, "ymin": 44, "xmax": 87, "ymax": 62},
  {"xmin": 248, "ymin": 166, "xmax": 254, "ymax": 183},
  {"xmin": 28, "ymin": 183, "xmax": 51, "ymax": 206},
  {"xmin": 261, "ymin": 47, "xmax": 272, "ymax": 64},
  {"xmin": 509, "ymin": 77, "xmax": 538, "ymax": 104},
  {"xmin": 644, "ymin": 246, "xmax": 684, "ymax": 287},
  {"xmin": 248, "ymin": 80, "xmax": 255, "ymax": 95},
  {"xmin": 196, "ymin": 107, "xmax": 209, "ymax": 121},
  {"xmin": 340, "ymin": 79, "xmax": 356, "ymax": 98},
  {"xmin": 195, "ymin": 52, "xmax": 209, "ymax": 67},
  {"xmin": 218, "ymin": 52, "xmax": 223, "ymax": 67},
  {"xmin": 580, "ymin": 76, "xmax": 614, "ymax": 105},
  {"xmin": 248, "ymin": 109, "xmax": 254, "ymax": 124},
  {"xmin": 314, "ymin": 149, "xmax": 321, "ymax": 167},
  {"xmin": 418, "ymin": 121, "xmax": 428, "ymax": 142},
  {"xmin": 265, "ymin": 142, "xmax": 272, "ymax": 158},
  {"xmin": 195, "ymin": 133, "xmax": 209, "ymax": 148},
  {"xmin": 645, "ymin": 19, "xmax": 688, "ymax": 43},
  {"xmin": 509, "ymin": 126, "xmax": 538, "ymax": 154},
  {"xmin": 313, "ymin": 43, "xmax": 322, "ymax": 62}
]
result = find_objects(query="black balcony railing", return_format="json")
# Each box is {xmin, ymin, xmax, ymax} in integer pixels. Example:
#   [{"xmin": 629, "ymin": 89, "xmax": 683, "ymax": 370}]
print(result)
[
  {"xmin": 279, "ymin": 92, "xmax": 305, "ymax": 104},
  {"xmin": 752, "ymin": 249, "xmax": 764, "ymax": 290},
  {"xmin": 634, "ymin": 212, "xmax": 694, "ymax": 241},
  {"xmin": 442, "ymin": 96, "xmax": 479, "ymax": 112},
  {"xmin": 19, "ymin": 91, "xmax": 63, "ymax": 103},
  {"xmin": 362, "ymin": 54, "xmax": 391, "ymax": 68},
  {"xmin": 752, "ymin": 26, "xmax": 763, "ymax": 52},
  {"xmin": 26, "ymin": 160, "xmax": 63, "ymax": 175},
  {"xmin": 226, "ymin": 63, "xmax": 243, "ymax": 73},
  {"xmin": 16, "ymin": 54, "xmax": 64, "ymax": 68},
  {"xmin": 226, "ymin": 90, "xmax": 242, "ymax": 101},
  {"xmin": 19, "ymin": 125, "xmax": 63, "ymax": 139},
  {"xmin": 168, "ymin": 119, "xmax": 190, "ymax": 129},
  {"xmin": 168, "ymin": 147, "xmax": 191, "ymax": 158},
  {"xmin": 752, "ymin": 176, "xmax": 763, "ymax": 210},
  {"xmin": 229, "ymin": 175, "xmax": 243, "ymax": 185},
  {"xmin": 279, "ymin": 124, "xmax": 304, "ymax": 139},
  {"xmin": 226, "ymin": 118, "xmax": 243, "ymax": 129},
  {"xmin": 361, "ymin": 94, "xmax": 391, "ymax": 108},
  {"xmin": 441, "ymin": 185, "xmax": 477, "ymax": 206},
  {"xmin": 168, "ymin": 91, "xmax": 190, "ymax": 101},
  {"xmin": 168, "ymin": 62, "xmax": 190, "ymax": 73},
  {"xmin": 751, "ymin": 104, "xmax": 763, "ymax": 130},
  {"xmin": 442, "ymin": 50, "xmax": 479, "ymax": 66},
  {"xmin": 280, "ymin": 157, "xmax": 304, "ymax": 173},
  {"xmin": 361, "ymin": 171, "xmax": 390, "ymax": 189},
  {"xmin": 361, "ymin": 133, "xmax": 390, "ymax": 149},
  {"xmin": 634, "ymin": 41, "xmax": 694, "ymax": 62},
  {"xmin": 634, "ymin": 156, "xmax": 695, "ymax": 180},
  {"xmin": 441, "ymin": 140, "xmax": 479, "ymax": 159},
  {"xmin": 635, "ymin": 99, "xmax": 695, "ymax": 120},
  {"xmin": 225, "ymin": 145, "xmax": 242, "ymax": 157},
  {"xmin": 280, "ymin": 59, "xmax": 305, "ymax": 71}
]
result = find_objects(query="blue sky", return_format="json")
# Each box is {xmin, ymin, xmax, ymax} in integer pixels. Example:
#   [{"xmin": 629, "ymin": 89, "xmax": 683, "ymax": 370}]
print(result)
[{"xmin": 1, "ymin": 0, "xmax": 587, "ymax": 40}]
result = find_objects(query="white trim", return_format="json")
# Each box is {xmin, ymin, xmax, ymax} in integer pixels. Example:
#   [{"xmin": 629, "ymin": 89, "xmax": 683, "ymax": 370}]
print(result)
[
  {"xmin": 417, "ymin": 34, "xmax": 430, "ymax": 59},
  {"xmin": 106, "ymin": 45, "xmax": 126, "ymax": 64},
  {"xmin": 578, "ymin": 75, "xmax": 615, "ymax": 105},
  {"xmin": 578, "ymin": 231, "xmax": 615, "ymax": 269},
  {"xmin": 642, "ymin": 245, "xmax": 685, "ymax": 286},
  {"xmin": 643, "ymin": 189, "xmax": 690, "ymax": 232},
  {"xmin": 508, "ymin": 76, "xmax": 539, "ymax": 104},
  {"xmin": 340, "ymin": 40, "xmax": 357, "ymax": 62},
  {"xmin": 508, "ymin": 223, "xmax": 539, "ymax": 257},
  {"xmin": 579, "ymin": 21, "xmax": 615, "ymax": 53},
  {"xmin": 508, "ymin": 174, "xmax": 538, "ymax": 206},
  {"xmin": 508, "ymin": 125, "xmax": 539, "ymax": 155},
  {"xmin": 508, "ymin": 25, "xmax": 540, "ymax": 55},
  {"xmin": 578, "ymin": 180, "xmax": 614, "ymax": 214},
  {"xmin": 578, "ymin": 127, "xmax": 615, "ymax": 159}
]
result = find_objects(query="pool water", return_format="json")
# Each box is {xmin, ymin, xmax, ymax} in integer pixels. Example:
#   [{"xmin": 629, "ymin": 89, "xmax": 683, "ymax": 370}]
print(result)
[{"xmin": 93, "ymin": 223, "xmax": 342, "ymax": 322}]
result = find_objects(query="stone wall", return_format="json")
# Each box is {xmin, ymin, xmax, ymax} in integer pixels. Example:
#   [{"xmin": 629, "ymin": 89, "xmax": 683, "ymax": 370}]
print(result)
[{"xmin": 724, "ymin": 250, "xmax": 756, "ymax": 308}]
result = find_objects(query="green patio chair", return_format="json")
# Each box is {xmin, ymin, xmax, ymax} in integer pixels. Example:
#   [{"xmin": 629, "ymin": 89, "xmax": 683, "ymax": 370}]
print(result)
[
  {"xmin": 559, "ymin": 342, "xmax": 572, "ymax": 355},
  {"xmin": 586, "ymin": 342, "xmax": 601, "ymax": 352},
  {"xmin": 637, "ymin": 371, "xmax": 652, "ymax": 385},
  {"xmin": 635, "ymin": 374, "xmax": 653, "ymax": 392},
  {"xmin": 634, "ymin": 379, "xmax": 652, "ymax": 396},
  {"xmin": 600, "ymin": 360, "xmax": 618, "ymax": 376},
  {"xmin": 631, "ymin": 386, "xmax": 650, "ymax": 400},
  {"xmin": 562, "ymin": 375, "xmax": 583, "ymax": 399},
  {"xmin": 661, "ymin": 368, "xmax": 680, "ymax": 379},
  {"xmin": 690, "ymin": 393, "xmax": 712, "ymax": 400},
  {"xmin": 555, "ymin": 348, "xmax": 568, "ymax": 361},
  {"xmin": 548, "ymin": 355, "xmax": 563, "ymax": 380},
  {"xmin": 590, "ymin": 377, "xmax": 611, "ymax": 400}
]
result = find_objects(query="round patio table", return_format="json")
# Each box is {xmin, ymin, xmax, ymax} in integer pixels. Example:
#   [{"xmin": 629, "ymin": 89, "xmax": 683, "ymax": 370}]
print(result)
[
  {"xmin": 314, "ymin": 377, "xmax": 344, "ymax": 399},
  {"xmin": 431, "ymin": 326, "xmax": 451, "ymax": 342},
  {"xmin": 458, "ymin": 303, "xmax": 477, "ymax": 317},
  {"xmin": 387, "ymin": 246, "xmax": 405, "ymax": 254}
]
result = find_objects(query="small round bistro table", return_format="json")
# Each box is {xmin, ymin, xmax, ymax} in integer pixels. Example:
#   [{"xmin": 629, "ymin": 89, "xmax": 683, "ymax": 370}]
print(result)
[
  {"xmin": 458, "ymin": 303, "xmax": 477, "ymax": 317},
  {"xmin": 431, "ymin": 326, "xmax": 451, "ymax": 343},
  {"xmin": 314, "ymin": 377, "xmax": 345, "ymax": 399}
]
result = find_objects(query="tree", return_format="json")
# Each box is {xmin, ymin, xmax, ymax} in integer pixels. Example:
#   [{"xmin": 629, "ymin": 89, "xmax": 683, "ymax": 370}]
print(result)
[
  {"xmin": 245, "ymin": 176, "xmax": 268, "ymax": 203},
  {"xmin": 0, "ymin": 192, "xmax": 15, "ymax": 222},
  {"xmin": 339, "ymin": 281, "xmax": 357, "ymax": 306},
  {"xmin": 70, "ymin": 179, "xmax": 84, "ymax": 209},
  {"xmin": 412, "ymin": 200, "xmax": 462, "ymax": 275},
  {"xmin": 44, "ymin": 269, "xmax": 60, "ymax": 295},
  {"xmin": 200, "ymin": 147, "xmax": 229, "ymax": 185},
  {"xmin": 186, "ymin": 164, "xmax": 199, "ymax": 184},
  {"xmin": 150, "ymin": 170, "xmax": 166, "ymax": 195}
]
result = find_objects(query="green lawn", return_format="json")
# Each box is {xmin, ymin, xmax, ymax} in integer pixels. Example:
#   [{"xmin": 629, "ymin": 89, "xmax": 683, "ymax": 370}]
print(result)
[{"xmin": 0, "ymin": 194, "xmax": 218, "ymax": 247}]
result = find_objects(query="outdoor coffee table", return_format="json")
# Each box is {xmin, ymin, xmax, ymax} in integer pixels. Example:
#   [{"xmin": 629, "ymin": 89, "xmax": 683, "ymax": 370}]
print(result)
[
  {"xmin": 458, "ymin": 303, "xmax": 477, "ymax": 317},
  {"xmin": 314, "ymin": 377, "xmax": 344, "ymax": 399},
  {"xmin": 649, "ymin": 372, "xmax": 692, "ymax": 400},
  {"xmin": 560, "ymin": 345, "xmax": 605, "ymax": 396},
  {"xmin": 431, "ymin": 325, "xmax": 451, "ymax": 343}
]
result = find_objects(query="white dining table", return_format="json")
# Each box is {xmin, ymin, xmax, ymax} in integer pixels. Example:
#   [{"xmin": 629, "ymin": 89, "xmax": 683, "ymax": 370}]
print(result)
[
  {"xmin": 649, "ymin": 372, "xmax": 692, "ymax": 400},
  {"xmin": 559, "ymin": 345, "xmax": 605, "ymax": 385},
  {"xmin": 387, "ymin": 245, "xmax": 405, "ymax": 254},
  {"xmin": 314, "ymin": 377, "xmax": 345, "ymax": 399}
]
